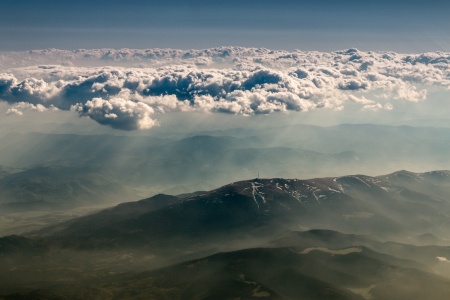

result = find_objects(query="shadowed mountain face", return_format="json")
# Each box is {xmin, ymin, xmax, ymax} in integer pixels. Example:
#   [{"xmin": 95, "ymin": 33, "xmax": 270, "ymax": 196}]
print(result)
[
  {"xmin": 89, "ymin": 246, "xmax": 450, "ymax": 300},
  {"xmin": 3, "ymin": 229, "xmax": 450, "ymax": 300},
  {"xmin": 38, "ymin": 170, "xmax": 450, "ymax": 248},
  {"xmin": 3, "ymin": 170, "xmax": 450, "ymax": 299}
]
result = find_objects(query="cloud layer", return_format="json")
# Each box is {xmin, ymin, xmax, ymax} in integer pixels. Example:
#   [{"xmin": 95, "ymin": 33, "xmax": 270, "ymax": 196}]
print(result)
[{"xmin": 1, "ymin": 47, "xmax": 450, "ymax": 130}]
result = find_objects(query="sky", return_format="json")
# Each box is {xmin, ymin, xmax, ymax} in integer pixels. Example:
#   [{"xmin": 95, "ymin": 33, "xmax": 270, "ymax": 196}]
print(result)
[
  {"xmin": 1, "ymin": 0, "xmax": 450, "ymax": 52},
  {"xmin": 1, "ymin": 0, "xmax": 450, "ymax": 133}
]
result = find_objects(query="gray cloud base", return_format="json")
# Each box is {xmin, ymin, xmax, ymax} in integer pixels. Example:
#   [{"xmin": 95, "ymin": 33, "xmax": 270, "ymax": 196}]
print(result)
[{"xmin": 1, "ymin": 47, "xmax": 449, "ymax": 130}]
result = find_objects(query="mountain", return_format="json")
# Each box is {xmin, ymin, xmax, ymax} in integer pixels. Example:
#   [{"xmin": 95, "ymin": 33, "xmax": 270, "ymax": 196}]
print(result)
[
  {"xmin": 3, "ymin": 231, "xmax": 450, "ymax": 299},
  {"xmin": 77, "ymin": 246, "xmax": 450, "ymax": 300},
  {"xmin": 0, "ymin": 164, "xmax": 136, "ymax": 213},
  {"xmin": 202, "ymin": 123, "xmax": 450, "ymax": 174},
  {"xmin": 2, "ymin": 170, "xmax": 450, "ymax": 299},
  {"xmin": 4, "ymin": 124, "xmax": 450, "ymax": 214},
  {"xmin": 38, "ymin": 170, "xmax": 450, "ymax": 248},
  {"xmin": 0, "ymin": 132, "xmax": 360, "ymax": 212},
  {"xmin": 3, "ymin": 124, "xmax": 450, "ymax": 207}
]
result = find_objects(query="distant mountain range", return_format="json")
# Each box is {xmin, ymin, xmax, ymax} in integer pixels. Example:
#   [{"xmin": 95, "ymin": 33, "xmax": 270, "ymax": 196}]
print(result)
[
  {"xmin": 2, "ymin": 170, "xmax": 450, "ymax": 299},
  {"xmin": 2, "ymin": 123, "xmax": 450, "ymax": 213}
]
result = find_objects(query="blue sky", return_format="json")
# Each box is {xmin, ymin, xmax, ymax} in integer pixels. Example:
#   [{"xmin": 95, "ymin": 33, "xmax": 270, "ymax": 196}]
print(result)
[
  {"xmin": 1, "ymin": 0, "xmax": 450, "ymax": 52},
  {"xmin": 2, "ymin": 0, "xmax": 450, "ymax": 131}
]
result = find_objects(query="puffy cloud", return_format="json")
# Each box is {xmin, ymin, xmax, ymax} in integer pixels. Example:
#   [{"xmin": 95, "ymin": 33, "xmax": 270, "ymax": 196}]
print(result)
[
  {"xmin": 0, "ymin": 74, "xmax": 17, "ymax": 98},
  {"xmin": 72, "ymin": 97, "xmax": 157, "ymax": 130},
  {"xmin": 1, "ymin": 47, "xmax": 450, "ymax": 129},
  {"xmin": 338, "ymin": 79, "xmax": 368, "ymax": 91}
]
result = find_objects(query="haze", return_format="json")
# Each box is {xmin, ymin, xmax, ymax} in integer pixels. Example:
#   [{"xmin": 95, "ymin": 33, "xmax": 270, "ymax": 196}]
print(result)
[{"xmin": 2, "ymin": 1, "xmax": 450, "ymax": 299}]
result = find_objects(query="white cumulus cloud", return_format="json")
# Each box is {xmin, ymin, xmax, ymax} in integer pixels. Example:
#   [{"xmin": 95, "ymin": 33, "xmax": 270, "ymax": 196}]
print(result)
[
  {"xmin": 0, "ymin": 47, "xmax": 449, "ymax": 130},
  {"xmin": 72, "ymin": 97, "xmax": 157, "ymax": 130}
]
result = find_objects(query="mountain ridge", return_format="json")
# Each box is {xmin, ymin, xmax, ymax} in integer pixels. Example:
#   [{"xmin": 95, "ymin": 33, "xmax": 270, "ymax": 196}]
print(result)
[
  {"xmin": 27, "ymin": 169, "xmax": 450, "ymax": 249},
  {"xmin": 3, "ymin": 170, "xmax": 450, "ymax": 299}
]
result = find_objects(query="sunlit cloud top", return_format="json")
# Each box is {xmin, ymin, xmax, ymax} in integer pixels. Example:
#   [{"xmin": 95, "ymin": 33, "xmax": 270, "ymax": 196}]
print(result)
[{"xmin": 1, "ymin": 47, "xmax": 450, "ymax": 130}]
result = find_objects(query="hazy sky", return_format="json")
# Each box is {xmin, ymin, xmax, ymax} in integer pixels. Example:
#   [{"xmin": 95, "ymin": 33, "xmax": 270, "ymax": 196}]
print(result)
[
  {"xmin": 1, "ymin": 0, "xmax": 450, "ymax": 52},
  {"xmin": 1, "ymin": 0, "xmax": 450, "ymax": 132}
]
